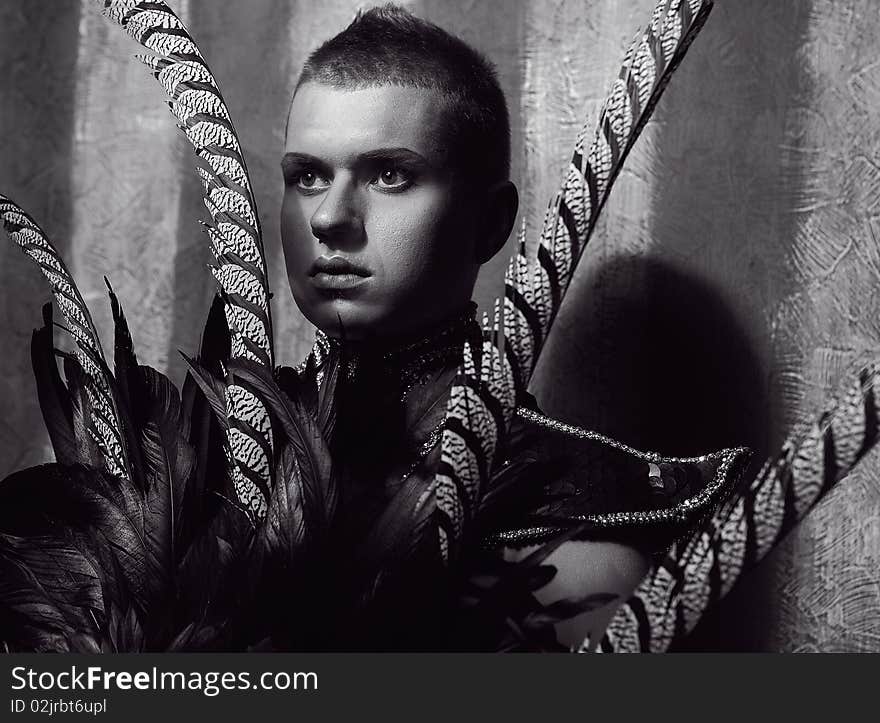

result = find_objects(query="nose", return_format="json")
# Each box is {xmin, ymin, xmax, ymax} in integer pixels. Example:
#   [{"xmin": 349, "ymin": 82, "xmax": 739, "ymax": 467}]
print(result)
[{"xmin": 309, "ymin": 176, "xmax": 364, "ymax": 248}]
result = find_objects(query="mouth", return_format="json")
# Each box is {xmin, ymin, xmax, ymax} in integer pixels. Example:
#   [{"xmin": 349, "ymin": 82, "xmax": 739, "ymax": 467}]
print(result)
[{"xmin": 308, "ymin": 256, "xmax": 371, "ymax": 291}]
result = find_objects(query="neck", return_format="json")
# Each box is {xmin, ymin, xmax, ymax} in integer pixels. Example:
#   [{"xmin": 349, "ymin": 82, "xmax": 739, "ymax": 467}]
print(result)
[{"xmin": 314, "ymin": 303, "xmax": 480, "ymax": 399}]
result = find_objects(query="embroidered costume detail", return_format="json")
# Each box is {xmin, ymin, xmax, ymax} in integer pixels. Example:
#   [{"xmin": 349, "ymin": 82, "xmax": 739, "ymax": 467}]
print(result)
[
  {"xmin": 299, "ymin": 305, "xmax": 481, "ymax": 401},
  {"xmin": 599, "ymin": 363, "xmax": 880, "ymax": 652},
  {"xmin": 481, "ymin": 408, "xmax": 749, "ymax": 550},
  {"xmin": 96, "ymin": 0, "xmax": 275, "ymax": 518}
]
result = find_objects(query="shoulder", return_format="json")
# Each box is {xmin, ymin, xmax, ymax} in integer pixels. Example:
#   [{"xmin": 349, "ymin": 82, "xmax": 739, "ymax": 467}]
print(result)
[{"xmin": 502, "ymin": 540, "xmax": 650, "ymax": 651}]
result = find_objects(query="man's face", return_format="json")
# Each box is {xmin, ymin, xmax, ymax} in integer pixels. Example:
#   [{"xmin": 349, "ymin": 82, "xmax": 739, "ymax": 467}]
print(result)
[{"xmin": 281, "ymin": 83, "xmax": 481, "ymax": 340}]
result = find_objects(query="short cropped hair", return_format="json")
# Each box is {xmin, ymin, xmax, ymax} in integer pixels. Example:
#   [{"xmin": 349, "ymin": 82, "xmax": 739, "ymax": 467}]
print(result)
[{"xmin": 295, "ymin": 4, "xmax": 510, "ymax": 187}]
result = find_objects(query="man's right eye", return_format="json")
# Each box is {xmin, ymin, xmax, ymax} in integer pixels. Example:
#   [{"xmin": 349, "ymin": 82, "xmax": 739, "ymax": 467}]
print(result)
[{"xmin": 294, "ymin": 171, "xmax": 331, "ymax": 194}]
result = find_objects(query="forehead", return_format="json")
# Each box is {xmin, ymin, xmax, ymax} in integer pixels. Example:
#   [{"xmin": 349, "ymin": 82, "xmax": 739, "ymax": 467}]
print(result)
[{"xmin": 285, "ymin": 83, "xmax": 451, "ymax": 164}]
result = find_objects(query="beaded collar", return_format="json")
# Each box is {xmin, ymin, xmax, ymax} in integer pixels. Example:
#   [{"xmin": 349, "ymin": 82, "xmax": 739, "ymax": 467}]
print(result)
[{"xmin": 303, "ymin": 304, "xmax": 481, "ymax": 401}]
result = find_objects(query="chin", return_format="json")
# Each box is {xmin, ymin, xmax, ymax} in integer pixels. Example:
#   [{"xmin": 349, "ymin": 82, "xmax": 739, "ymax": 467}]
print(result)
[
  {"xmin": 299, "ymin": 296, "xmax": 464, "ymax": 343},
  {"xmin": 295, "ymin": 295, "xmax": 388, "ymax": 341},
  {"xmin": 291, "ymin": 281, "xmax": 471, "ymax": 342}
]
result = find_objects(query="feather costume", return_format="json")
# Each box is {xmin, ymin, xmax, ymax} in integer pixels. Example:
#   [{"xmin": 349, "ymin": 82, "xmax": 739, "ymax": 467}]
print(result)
[{"xmin": 0, "ymin": 0, "xmax": 874, "ymax": 652}]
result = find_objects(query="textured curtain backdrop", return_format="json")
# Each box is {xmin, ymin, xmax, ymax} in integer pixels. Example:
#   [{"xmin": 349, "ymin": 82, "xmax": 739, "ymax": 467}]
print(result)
[{"xmin": 1, "ymin": 0, "xmax": 878, "ymax": 650}]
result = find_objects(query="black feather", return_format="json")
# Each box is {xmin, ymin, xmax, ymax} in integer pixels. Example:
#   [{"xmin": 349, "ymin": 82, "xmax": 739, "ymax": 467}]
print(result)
[
  {"xmin": 61, "ymin": 356, "xmax": 106, "ymax": 469},
  {"xmin": 30, "ymin": 304, "xmax": 78, "ymax": 465},
  {"xmin": 104, "ymin": 278, "xmax": 138, "ymax": 401},
  {"xmin": 354, "ymin": 471, "xmax": 436, "ymax": 583},
  {"xmin": 104, "ymin": 279, "xmax": 147, "ymax": 490},
  {"xmin": 178, "ymin": 297, "xmax": 236, "ymax": 554},
  {"xmin": 0, "ymin": 533, "xmax": 103, "ymax": 652},
  {"xmin": 131, "ymin": 367, "xmax": 195, "ymax": 581},
  {"xmin": 315, "ymin": 344, "xmax": 341, "ymax": 440},
  {"xmin": 199, "ymin": 293, "xmax": 231, "ymax": 374},
  {"xmin": 179, "ymin": 353, "xmax": 230, "ymax": 428},
  {"xmin": 258, "ymin": 444, "xmax": 307, "ymax": 567},
  {"xmin": 0, "ymin": 464, "xmax": 155, "ymax": 617}
]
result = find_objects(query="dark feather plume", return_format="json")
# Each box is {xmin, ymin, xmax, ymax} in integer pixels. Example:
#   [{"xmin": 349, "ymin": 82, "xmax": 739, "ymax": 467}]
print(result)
[
  {"xmin": 132, "ymin": 367, "xmax": 194, "ymax": 577},
  {"xmin": 30, "ymin": 304, "xmax": 78, "ymax": 466},
  {"xmin": 229, "ymin": 359, "xmax": 337, "ymax": 535},
  {"xmin": 0, "ymin": 533, "xmax": 103, "ymax": 652},
  {"xmin": 178, "ymin": 294, "xmax": 234, "ymax": 552}
]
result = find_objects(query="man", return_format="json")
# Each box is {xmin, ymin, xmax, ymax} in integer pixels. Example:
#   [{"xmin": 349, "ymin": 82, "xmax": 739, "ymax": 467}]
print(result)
[
  {"xmin": 279, "ymin": 5, "xmax": 654, "ymax": 649},
  {"xmin": 0, "ymin": 0, "xmax": 856, "ymax": 654}
]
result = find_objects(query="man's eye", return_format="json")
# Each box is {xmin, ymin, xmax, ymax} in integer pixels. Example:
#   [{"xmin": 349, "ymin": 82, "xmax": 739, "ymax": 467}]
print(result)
[
  {"xmin": 295, "ymin": 171, "xmax": 330, "ymax": 193},
  {"xmin": 374, "ymin": 167, "xmax": 411, "ymax": 191}
]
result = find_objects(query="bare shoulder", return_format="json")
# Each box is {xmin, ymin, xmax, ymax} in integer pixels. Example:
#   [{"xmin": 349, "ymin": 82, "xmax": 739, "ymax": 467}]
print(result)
[{"xmin": 503, "ymin": 540, "xmax": 650, "ymax": 651}]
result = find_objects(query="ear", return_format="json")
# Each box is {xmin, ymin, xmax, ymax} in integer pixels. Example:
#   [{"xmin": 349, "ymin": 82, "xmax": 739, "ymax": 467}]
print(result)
[{"xmin": 474, "ymin": 180, "xmax": 519, "ymax": 264}]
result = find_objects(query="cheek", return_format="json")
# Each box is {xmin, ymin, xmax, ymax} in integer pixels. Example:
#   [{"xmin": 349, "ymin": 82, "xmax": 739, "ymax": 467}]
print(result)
[
  {"xmin": 280, "ymin": 194, "xmax": 316, "ymax": 270},
  {"xmin": 368, "ymin": 192, "xmax": 471, "ymax": 292}
]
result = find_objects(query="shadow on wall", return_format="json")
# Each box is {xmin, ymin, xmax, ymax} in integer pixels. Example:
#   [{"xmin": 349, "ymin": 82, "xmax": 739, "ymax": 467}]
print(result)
[
  {"xmin": 533, "ymin": 0, "xmax": 818, "ymax": 650},
  {"xmin": 553, "ymin": 255, "xmax": 769, "ymax": 460},
  {"xmin": 658, "ymin": 0, "xmax": 816, "ymax": 651},
  {"xmin": 532, "ymin": 0, "xmax": 815, "ymax": 466}
]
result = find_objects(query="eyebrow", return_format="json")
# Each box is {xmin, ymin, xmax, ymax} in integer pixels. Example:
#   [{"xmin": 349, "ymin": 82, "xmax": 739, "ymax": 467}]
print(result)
[
  {"xmin": 280, "ymin": 152, "xmax": 330, "ymax": 176},
  {"xmin": 280, "ymin": 147, "xmax": 434, "ymax": 173}
]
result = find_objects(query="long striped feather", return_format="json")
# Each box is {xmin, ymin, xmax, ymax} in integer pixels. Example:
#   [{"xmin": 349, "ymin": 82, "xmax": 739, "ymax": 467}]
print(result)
[
  {"xmin": 96, "ymin": 0, "xmax": 274, "ymax": 518},
  {"xmin": 434, "ymin": 0, "xmax": 714, "ymax": 559},
  {"xmin": 596, "ymin": 362, "xmax": 880, "ymax": 652},
  {"xmin": 0, "ymin": 195, "xmax": 127, "ymax": 479},
  {"xmin": 504, "ymin": 0, "xmax": 713, "ymax": 390},
  {"xmin": 433, "ymin": 304, "xmax": 516, "ymax": 561}
]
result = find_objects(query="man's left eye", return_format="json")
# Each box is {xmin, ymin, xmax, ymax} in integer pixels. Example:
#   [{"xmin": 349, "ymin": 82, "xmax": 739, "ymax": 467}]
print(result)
[{"xmin": 374, "ymin": 168, "xmax": 411, "ymax": 190}]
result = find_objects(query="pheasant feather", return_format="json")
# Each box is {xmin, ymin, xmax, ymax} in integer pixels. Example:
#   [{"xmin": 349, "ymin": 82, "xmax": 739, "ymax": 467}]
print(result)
[
  {"xmin": 96, "ymin": 0, "xmax": 274, "ymax": 517},
  {"xmin": 0, "ymin": 195, "xmax": 127, "ymax": 478},
  {"xmin": 433, "ymin": 303, "xmax": 517, "ymax": 562},
  {"xmin": 504, "ymin": 0, "xmax": 713, "ymax": 389},
  {"xmin": 598, "ymin": 362, "xmax": 880, "ymax": 652},
  {"xmin": 434, "ymin": 0, "xmax": 714, "ymax": 559}
]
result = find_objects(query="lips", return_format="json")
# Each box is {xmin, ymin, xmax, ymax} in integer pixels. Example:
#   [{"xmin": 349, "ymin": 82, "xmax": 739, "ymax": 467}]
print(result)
[{"xmin": 308, "ymin": 256, "xmax": 371, "ymax": 291}]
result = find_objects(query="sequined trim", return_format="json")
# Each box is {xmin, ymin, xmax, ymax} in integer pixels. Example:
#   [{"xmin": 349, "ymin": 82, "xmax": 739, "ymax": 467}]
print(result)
[
  {"xmin": 514, "ymin": 408, "xmax": 732, "ymax": 464},
  {"xmin": 482, "ymin": 408, "xmax": 748, "ymax": 548},
  {"xmin": 295, "ymin": 307, "xmax": 479, "ymax": 400},
  {"xmin": 401, "ymin": 419, "xmax": 447, "ymax": 482}
]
